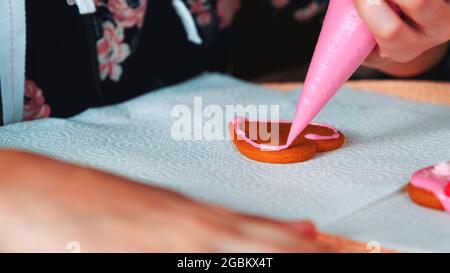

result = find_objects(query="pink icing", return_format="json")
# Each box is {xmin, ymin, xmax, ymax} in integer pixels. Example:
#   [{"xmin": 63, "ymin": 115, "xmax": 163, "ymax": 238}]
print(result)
[
  {"xmin": 285, "ymin": 0, "xmax": 376, "ymax": 148},
  {"xmin": 411, "ymin": 162, "xmax": 450, "ymax": 212},
  {"xmin": 231, "ymin": 116, "xmax": 340, "ymax": 151},
  {"xmin": 433, "ymin": 162, "xmax": 450, "ymax": 177},
  {"xmin": 304, "ymin": 123, "xmax": 340, "ymax": 140}
]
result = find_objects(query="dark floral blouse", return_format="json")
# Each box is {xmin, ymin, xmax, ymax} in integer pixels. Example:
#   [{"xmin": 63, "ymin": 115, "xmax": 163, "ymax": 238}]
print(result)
[
  {"xmin": 23, "ymin": 0, "xmax": 329, "ymax": 121},
  {"xmin": 22, "ymin": 0, "xmax": 449, "ymax": 122},
  {"xmin": 92, "ymin": 0, "xmax": 329, "ymax": 82}
]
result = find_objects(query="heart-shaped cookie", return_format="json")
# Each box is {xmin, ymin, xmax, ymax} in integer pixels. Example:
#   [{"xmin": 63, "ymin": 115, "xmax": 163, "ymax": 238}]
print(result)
[{"xmin": 230, "ymin": 117, "xmax": 345, "ymax": 164}]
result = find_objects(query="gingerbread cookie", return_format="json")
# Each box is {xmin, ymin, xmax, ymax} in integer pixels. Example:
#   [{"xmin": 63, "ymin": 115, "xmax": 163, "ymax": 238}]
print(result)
[
  {"xmin": 230, "ymin": 117, "xmax": 345, "ymax": 164},
  {"xmin": 408, "ymin": 162, "xmax": 450, "ymax": 212}
]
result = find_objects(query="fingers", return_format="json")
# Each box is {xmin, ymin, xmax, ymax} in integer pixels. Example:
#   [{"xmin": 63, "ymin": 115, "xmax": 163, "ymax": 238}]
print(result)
[
  {"xmin": 392, "ymin": 0, "xmax": 450, "ymax": 38},
  {"xmin": 354, "ymin": 0, "xmax": 425, "ymax": 62},
  {"xmin": 362, "ymin": 48, "xmax": 396, "ymax": 68},
  {"xmin": 353, "ymin": 0, "xmax": 410, "ymax": 39},
  {"xmin": 239, "ymin": 213, "xmax": 317, "ymax": 238},
  {"xmin": 231, "ymin": 221, "xmax": 330, "ymax": 253},
  {"xmin": 356, "ymin": 0, "xmax": 450, "ymax": 74},
  {"xmin": 282, "ymin": 220, "xmax": 317, "ymax": 238},
  {"xmin": 231, "ymin": 214, "xmax": 331, "ymax": 252}
]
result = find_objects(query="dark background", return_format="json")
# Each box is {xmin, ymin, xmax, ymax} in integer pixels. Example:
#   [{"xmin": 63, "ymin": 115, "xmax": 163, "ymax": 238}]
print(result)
[
  {"xmin": 230, "ymin": 1, "xmax": 321, "ymax": 82},
  {"xmin": 228, "ymin": 1, "xmax": 449, "ymax": 83}
]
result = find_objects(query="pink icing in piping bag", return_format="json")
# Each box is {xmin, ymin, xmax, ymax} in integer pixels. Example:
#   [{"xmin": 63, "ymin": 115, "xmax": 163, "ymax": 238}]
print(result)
[{"xmin": 284, "ymin": 0, "xmax": 377, "ymax": 148}]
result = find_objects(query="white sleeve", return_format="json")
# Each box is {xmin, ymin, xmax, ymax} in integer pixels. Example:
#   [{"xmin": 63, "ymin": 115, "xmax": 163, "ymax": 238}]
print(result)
[{"xmin": 0, "ymin": 0, "xmax": 26, "ymax": 124}]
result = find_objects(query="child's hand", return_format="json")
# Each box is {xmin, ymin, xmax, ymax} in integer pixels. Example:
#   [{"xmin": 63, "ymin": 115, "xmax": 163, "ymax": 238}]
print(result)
[
  {"xmin": 0, "ymin": 150, "xmax": 331, "ymax": 253},
  {"xmin": 354, "ymin": 0, "xmax": 450, "ymax": 77}
]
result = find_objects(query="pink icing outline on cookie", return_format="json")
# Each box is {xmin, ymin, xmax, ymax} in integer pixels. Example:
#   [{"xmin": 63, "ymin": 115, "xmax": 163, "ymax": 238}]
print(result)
[
  {"xmin": 304, "ymin": 124, "xmax": 340, "ymax": 141},
  {"xmin": 411, "ymin": 162, "xmax": 450, "ymax": 212},
  {"xmin": 231, "ymin": 116, "xmax": 340, "ymax": 151}
]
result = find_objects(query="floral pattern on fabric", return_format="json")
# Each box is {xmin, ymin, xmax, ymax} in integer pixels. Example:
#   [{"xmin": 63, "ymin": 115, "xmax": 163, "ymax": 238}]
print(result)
[
  {"xmin": 105, "ymin": 0, "xmax": 147, "ymax": 28},
  {"xmin": 92, "ymin": 0, "xmax": 326, "ymax": 82},
  {"xmin": 21, "ymin": 0, "xmax": 329, "ymax": 122},
  {"xmin": 97, "ymin": 21, "xmax": 131, "ymax": 81},
  {"xmin": 23, "ymin": 80, "xmax": 51, "ymax": 121},
  {"xmin": 93, "ymin": 0, "xmax": 148, "ymax": 82}
]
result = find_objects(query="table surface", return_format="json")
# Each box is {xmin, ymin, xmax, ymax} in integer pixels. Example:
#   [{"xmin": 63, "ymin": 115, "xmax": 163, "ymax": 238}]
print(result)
[
  {"xmin": 265, "ymin": 80, "xmax": 450, "ymax": 105},
  {"xmin": 263, "ymin": 80, "xmax": 450, "ymax": 253}
]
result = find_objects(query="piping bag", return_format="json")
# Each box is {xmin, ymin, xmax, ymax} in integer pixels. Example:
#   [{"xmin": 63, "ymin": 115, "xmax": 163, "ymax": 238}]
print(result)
[{"xmin": 280, "ymin": 0, "xmax": 377, "ymax": 150}]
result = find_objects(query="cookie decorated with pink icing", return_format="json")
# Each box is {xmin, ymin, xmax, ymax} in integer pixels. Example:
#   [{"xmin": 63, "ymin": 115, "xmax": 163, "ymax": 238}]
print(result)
[
  {"xmin": 230, "ymin": 117, "xmax": 345, "ymax": 164},
  {"xmin": 408, "ymin": 162, "xmax": 450, "ymax": 212}
]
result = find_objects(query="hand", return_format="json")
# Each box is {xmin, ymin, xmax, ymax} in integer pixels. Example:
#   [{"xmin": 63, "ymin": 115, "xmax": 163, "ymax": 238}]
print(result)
[
  {"xmin": 354, "ymin": 0, "xmax": 450, "ymax": 77},
  {"xmin": 0, "ymin": 150, "xmax": 331, "ymax": 252}
]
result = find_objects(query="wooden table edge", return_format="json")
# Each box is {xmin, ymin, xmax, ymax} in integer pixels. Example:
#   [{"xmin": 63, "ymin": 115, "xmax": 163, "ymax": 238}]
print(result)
[{"xmin": 263, "ymin": 80, "xmax": 450, "ymax": 106}]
